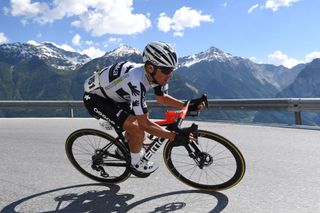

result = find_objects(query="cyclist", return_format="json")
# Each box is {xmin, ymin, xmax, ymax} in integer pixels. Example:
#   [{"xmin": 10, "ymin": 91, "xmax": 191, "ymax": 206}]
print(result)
[{"xmin": 83, "ymin": 41, "xmax": 205, "ymax": 174}]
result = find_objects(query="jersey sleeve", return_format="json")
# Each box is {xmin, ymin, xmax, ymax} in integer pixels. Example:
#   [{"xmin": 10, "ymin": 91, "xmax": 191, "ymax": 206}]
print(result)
[
  {"xmin": 153, "ymin": 84, "xmax": 169, "ymax": 96},
  {"xmin": 128, "ymin": 82, "xmax": 148, "ymax": 115}
]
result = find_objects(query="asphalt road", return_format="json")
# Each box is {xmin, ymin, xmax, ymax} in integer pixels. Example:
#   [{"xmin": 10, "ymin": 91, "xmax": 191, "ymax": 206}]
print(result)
[{"xmin": 0, "ymin": 118, "xmax": 319, "ymax": 213}]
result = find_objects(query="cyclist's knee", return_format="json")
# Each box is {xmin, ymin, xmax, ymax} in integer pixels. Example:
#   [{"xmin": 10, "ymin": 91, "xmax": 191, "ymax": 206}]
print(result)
[
  {"xmin": 123, "ymin": 121, "xmax": 144, "ymax": 141},
  {"xmin": 128, "ymin": 128, "xmax": 145, "ymax": 141}
]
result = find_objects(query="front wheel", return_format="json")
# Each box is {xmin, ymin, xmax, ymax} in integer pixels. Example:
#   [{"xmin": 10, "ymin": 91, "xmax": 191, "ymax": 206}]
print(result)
[
  {"xmin": 163, "ymin": 130, "xmax": 245, "ymax": 191},
  {"xmin": 65, "ymin": 129, "xmax": 131, "ymax": 183}
]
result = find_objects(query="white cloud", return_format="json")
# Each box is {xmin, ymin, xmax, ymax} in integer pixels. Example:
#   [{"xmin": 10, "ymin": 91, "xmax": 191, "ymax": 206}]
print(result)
[
  {"xmin": 263, "ymin": 0, "xmax": 299, "ymax": 11},
  {"xmin": 10, "ymin": 0, "xmax": 48, "ymax": 17},
  {"xmin": 305, "ymin": 51, "xmax": 320, "ymax": 63},
  {"xmin": 268, "ymin": 50, "xmax": 303, "ymax": 68},
  {"xmin": 157, "ymin": 13, "xmax": 172, "ymax": 32},
  {"xmin": 157, "ymin": 6, "xmax": 214, "ymax": 36},
  {"xmin": 108, "ymin": 37, "xmax": 123, "ymax": 43},
  {"xmin": 248, "ymin": 4, "xmax": 259, "ymax": 13},
  {"xmin": 81, "ymin": 46, "xmax": 105, "ymax": 59},
  {"xmin": 56, "ymin": 43, "xmax": 76, "ymax": 52},
  {"xmin": 0, "ymin": 32, "xmax": 9, "ymax": 43},
  {"xmin": 85, "ymin": 40, "xmax": 94, "ymax": 46},
  {"xmin": 173, "ymin": 31, "xmax": 184, "ymax": 37},
  {"xmin": 72, "ymin": 34, "xmax": 81, "ymax": 46},
  {"xmin": 8, "ymin": 0, "xmax": 151, "ymax": 35}
]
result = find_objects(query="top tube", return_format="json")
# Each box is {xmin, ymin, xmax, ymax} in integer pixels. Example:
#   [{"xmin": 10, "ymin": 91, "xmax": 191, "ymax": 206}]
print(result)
[{"xmin": 155, "ymin": 101, "xmax": 190, "ymax": 126}]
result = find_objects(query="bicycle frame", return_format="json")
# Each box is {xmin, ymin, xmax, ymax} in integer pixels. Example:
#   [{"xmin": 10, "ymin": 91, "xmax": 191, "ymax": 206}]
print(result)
[
  {"xmin": 103, "ymin": 101, "xmax": 190, "ymax": 165},
  {"xmin": 94, "ymin": 99, "xmax": 201, "ymax": 170},
  {"xmin": 139, "ymin": 101, "xmax": 191, "ymax": 162}
]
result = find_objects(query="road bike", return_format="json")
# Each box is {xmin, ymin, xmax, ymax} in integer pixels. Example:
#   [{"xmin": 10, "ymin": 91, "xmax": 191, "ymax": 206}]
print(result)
[{"xmin": 65, "ymin": 95, "xmax": 246, "ymax": 191}]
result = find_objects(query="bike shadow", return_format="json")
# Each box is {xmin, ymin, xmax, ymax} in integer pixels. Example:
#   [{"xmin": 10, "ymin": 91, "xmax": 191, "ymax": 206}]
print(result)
[{"xmin": 1, "ymin": 183, "xmax": 228, "ymax": 213}]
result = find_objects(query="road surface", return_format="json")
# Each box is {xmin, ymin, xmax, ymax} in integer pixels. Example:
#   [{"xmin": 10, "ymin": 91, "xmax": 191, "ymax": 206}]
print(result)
[{"xmin": 0, "ymin": 118, "xmax": 319, "ymax": 213}]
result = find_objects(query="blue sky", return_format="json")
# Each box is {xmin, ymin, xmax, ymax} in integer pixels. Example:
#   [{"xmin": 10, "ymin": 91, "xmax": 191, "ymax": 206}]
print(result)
[{"xmin": 0, "ymin": 0, "xmax": 320, "ymax": 68}]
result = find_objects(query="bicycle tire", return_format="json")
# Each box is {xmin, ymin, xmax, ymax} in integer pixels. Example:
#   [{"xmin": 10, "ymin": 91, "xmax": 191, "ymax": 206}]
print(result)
[
  {"xmin": 163, "ymin": 130, "xmax": 245, "ymax": 191},
  {"xmin": 65, "ymin": 129, "xmax": 131, "ymax": 183}
]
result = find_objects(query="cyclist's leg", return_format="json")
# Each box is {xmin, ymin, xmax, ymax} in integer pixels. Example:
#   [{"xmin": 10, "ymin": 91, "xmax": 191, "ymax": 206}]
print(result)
[
  {"xmin": 84, "ymin": 92, "xmax": 157, "ymax": 173},
  {"xmin": 83, "ymin": 92, "xmax": 130, "ymax": 128},
  {"xmin": 122, "ymin": 116, "xmax": 158, "ymax": 173},
  {"xmin": 122, "ymin": 115, "xmax": 144, "ymax": 153},
  {"xmin": 122, "ymin": 115, "xmax": 146, "ymax": 165}
]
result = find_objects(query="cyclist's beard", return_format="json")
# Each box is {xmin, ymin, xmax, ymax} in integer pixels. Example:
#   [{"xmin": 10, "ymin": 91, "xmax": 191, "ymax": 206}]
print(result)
[
  {"xmin": 146, "ymin": 69, "xmax": 159, "ymax": 85},
  {"xmin": 151, "ymin": 71, "xmax": 159, "ymax": 85}
]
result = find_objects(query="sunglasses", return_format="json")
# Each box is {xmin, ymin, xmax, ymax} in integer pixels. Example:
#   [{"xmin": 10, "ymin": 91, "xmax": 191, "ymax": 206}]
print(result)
[{"xmin": 158, "ymin": 66, "xmax": 173, "ymax": 75}]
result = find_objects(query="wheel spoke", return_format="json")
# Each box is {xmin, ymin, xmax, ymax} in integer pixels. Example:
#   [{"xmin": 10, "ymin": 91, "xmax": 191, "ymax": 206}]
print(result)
[
  {"xmin": 164, "ymin": 130, "xmax": 245, "ymax": 191},
  {"xmin": 66, "ymin": 129, "xmax": 131, "ymax": 183}
]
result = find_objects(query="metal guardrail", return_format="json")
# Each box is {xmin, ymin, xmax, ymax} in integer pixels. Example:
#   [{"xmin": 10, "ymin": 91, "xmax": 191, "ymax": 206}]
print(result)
[{"xmin": 1, "ymin": 98, "xmax": 320, "ymax": 125}]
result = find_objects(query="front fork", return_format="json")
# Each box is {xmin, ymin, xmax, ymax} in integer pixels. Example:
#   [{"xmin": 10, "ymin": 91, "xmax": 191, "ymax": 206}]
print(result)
[{"xmin": 184, "ymin": 132, "xmax": 212, "ymax": 169}]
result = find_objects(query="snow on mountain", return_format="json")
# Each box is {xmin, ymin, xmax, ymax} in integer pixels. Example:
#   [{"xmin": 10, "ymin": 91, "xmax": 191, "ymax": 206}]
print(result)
[
  {"xmin": 179, "ymin": 47, "xmax": 233, "ymax": 67},
  {"xmin": 178, "ymin": 46, "xmax": 304, "ymax": 90},
  {"xmin": 104, "ymin": 45, "xmax": 141, "ymax": 57},
  {"xmin": 0, "ymin": 42, "xmax": 304, "ymax": 90},
  {"xmin": 0, "ymin": 42, "xmax": 91, "ymax": 71}
]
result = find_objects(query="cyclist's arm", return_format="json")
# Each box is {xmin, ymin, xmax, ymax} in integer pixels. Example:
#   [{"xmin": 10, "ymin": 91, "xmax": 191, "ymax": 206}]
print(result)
[
  {"xmin": 156, "ymin": 94, "xmax": 184, "ymax": 108},
  {"xmin": 136, "ymin": 113, "xmax": 176, "ymax": 141}
]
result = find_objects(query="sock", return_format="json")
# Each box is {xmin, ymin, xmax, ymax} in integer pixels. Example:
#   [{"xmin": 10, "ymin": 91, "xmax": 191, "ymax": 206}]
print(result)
[
  {"xmin": 140, "ymin": 148, "xmax": 145, "ymax": 157},
  {"xmin": 131, "ymin": 152, "xmax": 141, "ymax": 165}
]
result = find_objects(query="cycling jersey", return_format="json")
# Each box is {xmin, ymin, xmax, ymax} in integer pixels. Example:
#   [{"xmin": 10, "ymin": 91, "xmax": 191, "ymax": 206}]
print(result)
[{"xmin": 84, "ymin": 61, "xmax": 168, "ymax": 116}]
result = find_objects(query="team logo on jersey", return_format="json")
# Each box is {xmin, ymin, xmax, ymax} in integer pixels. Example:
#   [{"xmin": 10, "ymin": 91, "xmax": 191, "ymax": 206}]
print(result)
[
  {"xmin": 109, "ymin": 61, "xmax": 126, "ymax": 82},
  {"xmin": 132, "ymin": 100, "xmax": 140, "ymax": 107},
  {"xmin": 116, "ymin": 88, "xmax": 130, "ymax": 101},
  {"xmin": 128, "ymin": 82, "xmax": 140, "ymax": 96},
  {"xmin": 125, "ymin": 65, "xmax": 134, "ymax": 73}
]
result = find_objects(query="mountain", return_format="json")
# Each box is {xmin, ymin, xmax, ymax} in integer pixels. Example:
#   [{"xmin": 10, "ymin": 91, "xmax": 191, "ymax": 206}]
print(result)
[
  {"xmin": 0, "ymin": 43, "xmax": 81, "ymax": 100},
  {"xmin": 254, "ymin": 63, "xmax": 305, "ymax": 90},
  {"xmin": 177, "ymin": 47, "xmax": 279, "ymax": 99},
  {"xmin": 0, "ymin": 42, "xmax": 90, "ymax": 71},
  {"xmin": 0, "ymin": 42, "xmax": 313, "ymax": 121},
  {"xmin": 254, "ymin": 58, "xmax": 320, "ymax": 125},
  {"xmin": 276, "ymin": 59, "xmax": 320, "ymax": 98}
]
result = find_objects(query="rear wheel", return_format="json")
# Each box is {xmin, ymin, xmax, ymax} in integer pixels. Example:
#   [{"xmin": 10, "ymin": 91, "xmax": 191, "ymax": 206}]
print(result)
[
  {"xmin": 65, "ymin": 129, "xmax": 131, "ymax": 183},
  {"xmin": 163, "ymin": 130, "xmax": 245, "ymax": 191}
]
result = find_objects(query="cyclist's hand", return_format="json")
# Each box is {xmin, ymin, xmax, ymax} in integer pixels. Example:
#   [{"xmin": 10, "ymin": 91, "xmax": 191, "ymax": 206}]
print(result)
[{"xmin": 187, "ymin": 94, "xmax": 208, "ymax": 115}]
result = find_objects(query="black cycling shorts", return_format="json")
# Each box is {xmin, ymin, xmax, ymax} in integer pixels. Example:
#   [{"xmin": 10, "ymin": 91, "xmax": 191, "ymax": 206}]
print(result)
[{"xmin": 83, "ymin": 92, "xmax": 134, "ymax": 128}]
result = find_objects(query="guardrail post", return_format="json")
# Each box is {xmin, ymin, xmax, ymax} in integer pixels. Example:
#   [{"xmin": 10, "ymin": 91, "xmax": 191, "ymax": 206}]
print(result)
[
  {"xmin": 70, "ymin": 108, "xmax": 74, "ymax": 118},
  {"xmin": 294, "ymin": 112, "xmax": 302, "ymax": 125}
]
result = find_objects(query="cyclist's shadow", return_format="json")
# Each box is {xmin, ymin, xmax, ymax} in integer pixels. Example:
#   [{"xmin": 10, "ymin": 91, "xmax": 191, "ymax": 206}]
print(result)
[
  {"xmin": 53, "ymin": 184, "xmax": 132, "ymax": 212},
  {"xmin": 1, "ymin": 183, "xmax": 228, "ymax": 213}
]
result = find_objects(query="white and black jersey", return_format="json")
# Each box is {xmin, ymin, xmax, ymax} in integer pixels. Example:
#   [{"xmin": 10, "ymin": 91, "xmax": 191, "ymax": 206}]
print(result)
[{"xmin": 84, "ymin": 61, "xmax": 168, "ymax": 115}]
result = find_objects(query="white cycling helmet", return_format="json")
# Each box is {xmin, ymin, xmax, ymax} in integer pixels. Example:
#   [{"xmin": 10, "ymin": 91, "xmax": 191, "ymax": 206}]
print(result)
[{"xmin": 143, "ymin": 41, "xmax": 178, "ymax": 68}]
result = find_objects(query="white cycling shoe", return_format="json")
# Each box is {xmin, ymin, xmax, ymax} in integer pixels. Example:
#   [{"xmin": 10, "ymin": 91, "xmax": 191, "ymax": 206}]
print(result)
[{"xmin": 131, "ymin": 160, "xmax": 159, "ymax": 174}]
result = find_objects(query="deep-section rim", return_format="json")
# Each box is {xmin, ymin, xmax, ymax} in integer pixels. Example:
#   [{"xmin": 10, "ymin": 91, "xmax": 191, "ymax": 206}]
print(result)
[
  {"xmin": 65, "ymin": 128, "xmax": 131, "ymax": 184},
  {"xmin": 163, "ymin": 129, "xmax": 246, "ymax": 191}
]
